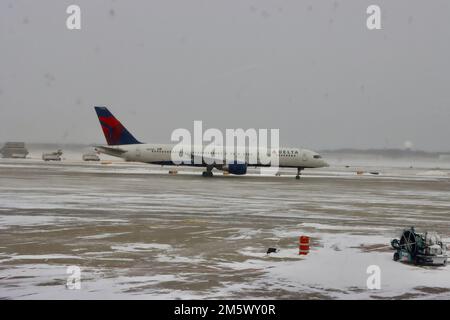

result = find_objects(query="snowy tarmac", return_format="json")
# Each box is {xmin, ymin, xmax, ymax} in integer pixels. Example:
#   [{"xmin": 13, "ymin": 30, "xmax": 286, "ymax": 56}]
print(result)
[{"xmin": 0, "ymin": 157, "xmax": 449, "ymax": 299}]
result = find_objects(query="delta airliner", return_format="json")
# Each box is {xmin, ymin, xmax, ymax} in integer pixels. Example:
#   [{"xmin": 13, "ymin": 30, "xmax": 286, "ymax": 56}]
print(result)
[{"xmin": 93, "ymin": 107, "xmax": 328, "ymax": 179}]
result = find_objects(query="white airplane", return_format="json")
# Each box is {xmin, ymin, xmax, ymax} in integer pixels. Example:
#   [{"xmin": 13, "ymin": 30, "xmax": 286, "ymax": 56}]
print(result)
[{"xmin": 94, "ymin": 107, "xmax": 328, "ymax": 179}]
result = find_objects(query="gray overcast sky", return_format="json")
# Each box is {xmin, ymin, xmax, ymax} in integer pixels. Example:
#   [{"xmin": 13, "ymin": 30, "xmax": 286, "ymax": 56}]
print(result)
[{"xmin": 1, "ymin": 0, "xmax": 450, "ymax": 151}]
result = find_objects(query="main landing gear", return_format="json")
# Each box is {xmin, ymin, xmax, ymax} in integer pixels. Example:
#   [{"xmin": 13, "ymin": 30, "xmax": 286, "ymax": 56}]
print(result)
[
  {"xmin": 202, "ymin": 166, "xmax": 214, "ymax": 177},
  {"xmin": 296, "ymin": 167, "xmax": 303, "ymax": 180}
]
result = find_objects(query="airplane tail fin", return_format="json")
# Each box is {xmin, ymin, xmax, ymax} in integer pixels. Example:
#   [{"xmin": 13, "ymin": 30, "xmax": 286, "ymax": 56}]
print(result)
[{"xmin": 94, "ymin": 106, "xmax": 142, "ymax": 145}]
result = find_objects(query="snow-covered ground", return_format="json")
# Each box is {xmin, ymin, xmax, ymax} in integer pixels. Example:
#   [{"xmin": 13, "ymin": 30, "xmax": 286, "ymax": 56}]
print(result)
[{"xmin": 0, "ymin": 156, "xmax": 449, "ymax": 299}]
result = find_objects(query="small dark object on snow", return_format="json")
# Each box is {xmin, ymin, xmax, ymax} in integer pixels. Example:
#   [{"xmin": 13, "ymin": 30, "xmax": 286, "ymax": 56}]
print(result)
[
  {"xmin": 391, "ymin": 227, "xmax": 447, "ymax": 266},
  {"xmin": 369, "ymin": 171, "xmax": 379, "ymax": 175},
  {"xmin": 266, "ymin": 247, "xmax": 278, "ymax": 254}
]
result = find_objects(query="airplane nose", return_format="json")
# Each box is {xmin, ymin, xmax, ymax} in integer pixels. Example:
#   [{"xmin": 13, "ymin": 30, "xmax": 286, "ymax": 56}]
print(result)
[{"xmin": 322, "ymin": 160, "xmax": 329, "ymax": 167}]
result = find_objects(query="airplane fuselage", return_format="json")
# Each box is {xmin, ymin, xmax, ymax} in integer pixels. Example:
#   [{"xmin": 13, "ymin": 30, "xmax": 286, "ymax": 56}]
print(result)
[{"xmin": 96, "ymin": 143, "xmax": 328, "ymax": 169}]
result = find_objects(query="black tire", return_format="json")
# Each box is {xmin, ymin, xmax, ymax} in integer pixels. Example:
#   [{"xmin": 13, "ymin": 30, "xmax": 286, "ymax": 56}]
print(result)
[
  {"xmin": 393, "ymin": 252, "xmax": 400, "ymax": 261},
  {"xmin": 413, "ymin": 256, "xmax": 421, "ymax": 266}
]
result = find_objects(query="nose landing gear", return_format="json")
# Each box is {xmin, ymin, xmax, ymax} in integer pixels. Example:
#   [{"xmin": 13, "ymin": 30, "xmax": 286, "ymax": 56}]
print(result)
[{"xmin": 296, "ymin": 167, "xmax": 303, "ymax": 180}]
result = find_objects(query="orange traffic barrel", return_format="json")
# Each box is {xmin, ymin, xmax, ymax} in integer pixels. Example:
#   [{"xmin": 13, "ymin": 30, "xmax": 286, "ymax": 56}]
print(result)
[{"xmin": 299, "ymin": 236, "xmax": 310, "ymax": 255}]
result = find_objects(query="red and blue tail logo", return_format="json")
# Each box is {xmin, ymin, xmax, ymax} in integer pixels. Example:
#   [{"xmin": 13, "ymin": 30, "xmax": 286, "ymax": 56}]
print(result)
[{"xmin": 94, "ymin": 106, "xmax": 141, "ymax": 145}]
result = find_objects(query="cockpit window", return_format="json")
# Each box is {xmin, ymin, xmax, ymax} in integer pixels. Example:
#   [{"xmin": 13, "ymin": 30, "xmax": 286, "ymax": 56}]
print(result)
[{"xmin": 313, "ymin": 155, "xmax": 322, "ymax": 159}]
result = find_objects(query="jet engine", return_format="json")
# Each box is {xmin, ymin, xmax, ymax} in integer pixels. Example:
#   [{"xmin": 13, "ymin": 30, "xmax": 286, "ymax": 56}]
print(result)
[{"xmin": 223, "ymin": 162, "xmax": 247, "ymax": 175}]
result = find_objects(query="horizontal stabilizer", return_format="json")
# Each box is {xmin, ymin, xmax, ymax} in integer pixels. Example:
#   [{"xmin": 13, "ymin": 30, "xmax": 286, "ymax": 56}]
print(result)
[{"xmin": 94, "ymin": 145, "xmax": 127, "ymax": 157}]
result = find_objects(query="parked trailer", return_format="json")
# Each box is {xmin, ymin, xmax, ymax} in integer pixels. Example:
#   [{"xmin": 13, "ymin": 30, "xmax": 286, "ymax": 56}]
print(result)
[{"xmin": 0, "ymin": 142, "xmax": 29, "ymax": 158}]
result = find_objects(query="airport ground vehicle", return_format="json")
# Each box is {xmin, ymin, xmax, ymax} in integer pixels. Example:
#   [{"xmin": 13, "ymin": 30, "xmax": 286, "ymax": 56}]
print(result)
[
  {"xmin": 0, "ymin": 142, "xmax": 28, "ymax": 158},
  {"xmin": 391, "ymin": 227, "xmax": 447, "ymax": 266},
  {"xmin": 42, "ymin": 150, "xmax": 63, "ymax": 161},
  {"xmin": 82, "ymin": 152, "xmax": 100, "ymax": 161}
]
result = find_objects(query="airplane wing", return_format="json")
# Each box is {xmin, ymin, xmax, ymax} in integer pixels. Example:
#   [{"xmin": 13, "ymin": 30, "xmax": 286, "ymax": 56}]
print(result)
[{"xmin": 94, "ymin": 145, "xmax": 127, "ymax": 157}]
